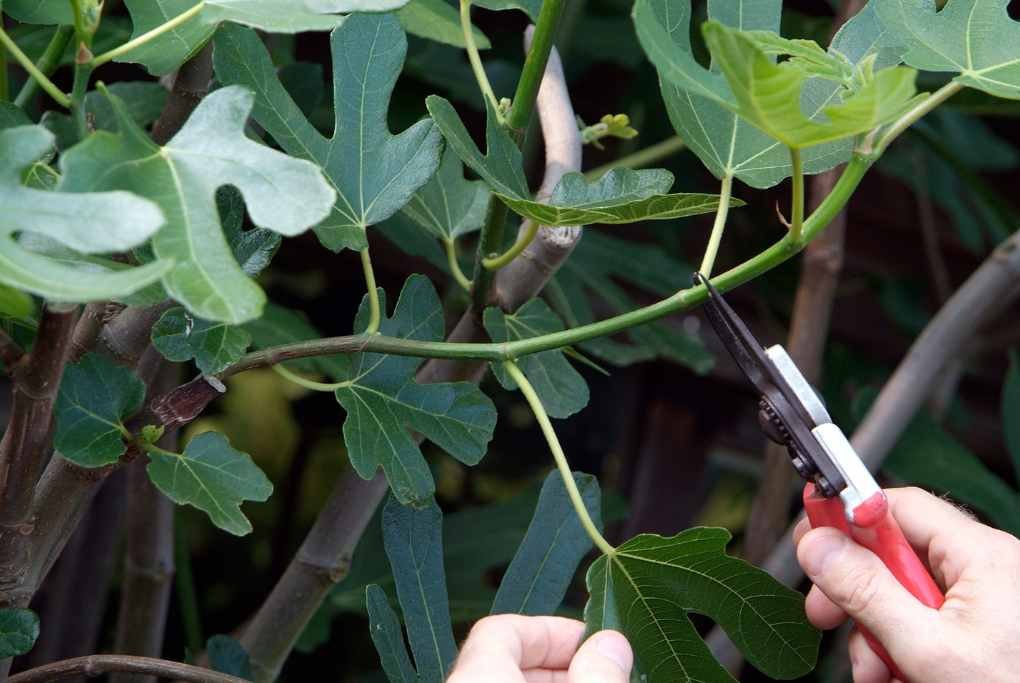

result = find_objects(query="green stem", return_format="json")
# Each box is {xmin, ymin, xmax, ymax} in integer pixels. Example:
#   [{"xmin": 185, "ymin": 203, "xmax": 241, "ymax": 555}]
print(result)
[
  {"xmin": 504, "ymin": 361, "xmax": 615, "ymax": 556},
  {"xmin": 483, "ymin": 220, "xmax": 539, "ymax": 271},
  {"xmin": 14, "ymin": 26, "xmax": 75, "ymax": 108},
  {"xmin": 459, "ymin": 0, "xmax": 500, "ymax": 116},
  {"xmin": 360, "ymin": 247, "xmax": 381, "ymax": 335},
  {"xmin": 272, "ymin": 364, "xmax": 345, "ymax": 392},
  {"xmin": 0, "ymin": 26, "xmax": 71, "ymax": 108},
  {"xmin": 506, "ymin": 0, "xmax": 565, "ymax": 133},
  {"xmin": 698, "ymin": 173, "xmax": 733, "ymax": 278},
  {"xmin": 69, "ymin": 0, "xmax": 88, "ymax": 45},
  {"xmin": 223, "ymin": 156, "xmax": 872, "ymax": 373},
  {"xmin": 70, "ymin": 61, "xmax": 93, "ymax": 140},
  {"xmin": 788, "ymin": 147, "xmax": 804, "ymax": 242},
  {"xmin": 173, "ymin": 510, "xmax": 204, "ymax": 660},
  {"xmin": 91, "ymin": 1, "xmax": 206, "ymax": 68},
  {"xmin": 874, "ymin": 80, "xmax": 964, "ymax": 155},
  {"xmin": 583, "ymin": 135, "xmax": 685, "ymax": 180},
  {"xmin": 470, "ymin": 199, "xmax": 509, "ymax": 309},
  {"xmin": 444, "ymin": 238, "xmax": 473, "ymax": 292}
]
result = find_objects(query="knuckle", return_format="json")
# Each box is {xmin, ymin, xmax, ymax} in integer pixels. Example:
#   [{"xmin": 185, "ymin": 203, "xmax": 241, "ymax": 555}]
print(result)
[{"xmin": 840, "ymin": 565, "xmax": 883, "ymax": 616}]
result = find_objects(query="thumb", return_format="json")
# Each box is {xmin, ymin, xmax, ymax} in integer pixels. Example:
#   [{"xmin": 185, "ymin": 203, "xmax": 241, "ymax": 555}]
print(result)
[
  {"xmin": 568, "ymin": 630, "xmax": 633, "ymax": 683},
  {"xmin": 797, "ymin": 528, "xmax": 936, "ymax": 646}
]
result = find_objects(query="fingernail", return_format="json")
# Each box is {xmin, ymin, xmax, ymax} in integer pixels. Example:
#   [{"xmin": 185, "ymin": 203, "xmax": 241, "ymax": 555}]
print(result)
[
  {"xmin": 595, "ymin": 631, "xmax": 632, "ymax": 672},
  {"xmin": 801, "ymin": 531, "xmax": 848, "ymax": 578}
]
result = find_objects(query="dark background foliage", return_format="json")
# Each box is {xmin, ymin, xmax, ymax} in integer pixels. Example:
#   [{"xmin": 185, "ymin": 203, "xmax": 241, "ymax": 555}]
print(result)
[{"xmin": 5, "ymin": 0, "xmax": 1020, "ymax": 680}]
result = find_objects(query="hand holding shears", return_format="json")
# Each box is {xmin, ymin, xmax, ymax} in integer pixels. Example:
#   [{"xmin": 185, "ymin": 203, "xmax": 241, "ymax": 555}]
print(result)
[{"xmin": 695, "ymin": 273, "xmax": 943, "ymax": 680}]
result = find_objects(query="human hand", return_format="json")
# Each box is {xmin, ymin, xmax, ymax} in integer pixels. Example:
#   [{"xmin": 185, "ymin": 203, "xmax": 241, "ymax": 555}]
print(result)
[
  {"xmin": 447, "ymin": 614, "xmax": 632, "ymax": 682},
  {"xmin": 795, "ymin": 486, "xmax": 1020, "ymax": 683}
]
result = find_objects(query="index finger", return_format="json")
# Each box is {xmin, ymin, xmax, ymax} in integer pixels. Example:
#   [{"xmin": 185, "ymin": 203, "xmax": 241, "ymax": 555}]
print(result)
[{"xmin": 449, "ymin": 615, "xmax": 586, "ymax": 682}]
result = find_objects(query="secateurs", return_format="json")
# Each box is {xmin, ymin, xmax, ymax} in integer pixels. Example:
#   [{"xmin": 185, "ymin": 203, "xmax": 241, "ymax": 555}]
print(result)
[{"xmin": 694, "ymin": 272, "xmax": 943, "ymax": 680}]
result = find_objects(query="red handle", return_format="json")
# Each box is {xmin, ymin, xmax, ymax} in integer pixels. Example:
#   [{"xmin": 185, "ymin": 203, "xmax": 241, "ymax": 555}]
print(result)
[{"xmin": 803, "ymin": 483, "xmax": 944, "ymax": 681}]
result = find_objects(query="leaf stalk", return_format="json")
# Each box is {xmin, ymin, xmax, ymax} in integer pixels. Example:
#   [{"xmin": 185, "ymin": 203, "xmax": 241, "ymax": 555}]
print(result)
[
  {"xmin": 271, "ymin": 364, "xmax": 346, "ymax": 393},
  {"xmin": 874, "ymin": 80, "xmax": 964, "ymax": 155},
  {"xmin": 698, "ymin": 173, "xmax": 734, "ymax": 278},
  {"xmin": 0, "ymin": 27, "xmax": 71, "ymax": 108},
  {"xmin": 482, "ymin": 220, "xmax": 539, "ymax": 270},
  {"xmin": 14, "ymin": 26, "xmax": 75, "ymax": 108},
  {"xmin": 458, "ymin": 0, "xmax": 501, "ymax": 117},
  {"xmin": 503, "ymin": 361, "xmax": 615, "ymax": 557},
  {"xmin": 788, "ymin": 147, "xmax": 804, "ymax": 242},
  {"xmin": 360, "ymin": 247, "xmax": 381, "ymax": 335},
  {"xmin": 444, "ymin": 238, "xmax": 473, "ymax": 292}
]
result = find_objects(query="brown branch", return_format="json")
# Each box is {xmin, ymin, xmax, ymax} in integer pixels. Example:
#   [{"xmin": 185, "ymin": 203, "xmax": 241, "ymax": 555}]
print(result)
[
  {"xmin": 69, "ymin": 301, "xmax": 112, "ymax": 363},
  {"xmin": 22, "ymin": 348, "xmax": 166, "ymax": 596},
  {"xmin": 25, "ymin": 470, "xmax": 126, "ymax": 669},
  {"xmin": 239, "ymin": 469, "xmax": 386, "ymax": 681},
  {"xmin": 0, "ymin": 304, "xmax": 77, "ymax": 610},
  {"xmin": 709, "ymin": 227, "xmax": 1020, "ymax": 670},
  {"xmin": 235, "ymin": 33, "xmax": 583, "ymax": 682},
  {"xmin": 112, "ymin": 364, "xmax": 182, "ymax": 683},
  {"xmin": 150, "ymin": 43, "xmax": 214, "ymax": 146},
  {"xmin": 741, "ymin": 0, "xmax": 865, "ymax": 567},
  {"xmin": 8, "ymin": 655, "xmax": 248, "ymax": 683}
]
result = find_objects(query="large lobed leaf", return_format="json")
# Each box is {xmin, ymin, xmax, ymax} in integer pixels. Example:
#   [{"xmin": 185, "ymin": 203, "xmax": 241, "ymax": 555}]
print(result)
[
  {"xmin": 0, "ymin": 126, "xmax": 170, "ymax": 302},
  {"xmin": 213, "ymin": 14, "xmax": 443, "ymax": 253},
  {"xmin": 382, "ymin": 497, "xmax": 458, "ymax": 682},
  {"xmin": 426, "ymin": 95, "xmax": 730, "ymax": 225},
  {"xmin": 60, "ymin": 85, "xmax": 336, "ymax": 324},
  {"xmin": 876, "ymin": 0, "xmax": 1020, "ymax": 100},
  {"xmin": 119, "ymin": 0, "xmax": 345, "ymax": 75},
  {"xmin": 585, "ymin": 528, "xmax": 820, "ymax": 682},
  {"xmin": 484, "ymin": 299, "xmax": 589, "ymax": 419},
  {"xmin": 635, "ymin": 0, "xmax": 908, "ymax": 188},
  {"xmin": 702, "ymin": 20, "xmax": 918, "ymax": 148},
  {"xmin": 333, "ymin": 275, "xmax": 497, "ymax": 506},
  {"xmin": 54, "ymin": 353, "xmax": 146, "ymax": 468},
  {"xmin": 147, "ymin": 431, "xmax": 273, "ymax": 536}
]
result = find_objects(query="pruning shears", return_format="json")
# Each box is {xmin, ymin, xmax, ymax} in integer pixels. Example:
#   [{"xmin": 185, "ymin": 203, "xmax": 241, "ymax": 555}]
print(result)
[{"xmin": 695, "ymin": 273, "xmax": 944, "ymax": 680}]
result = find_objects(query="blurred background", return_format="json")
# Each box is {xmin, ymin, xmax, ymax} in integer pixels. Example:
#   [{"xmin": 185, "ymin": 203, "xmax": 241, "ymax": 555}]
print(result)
[{"xmin": 5, "ymin": 0, "xmax": 1020, "ymax": 680}]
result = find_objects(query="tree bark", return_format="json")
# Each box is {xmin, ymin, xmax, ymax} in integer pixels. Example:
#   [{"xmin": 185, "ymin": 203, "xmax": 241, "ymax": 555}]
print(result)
[
  {"xmin": 0, "ymin": 305, "xmax": 77, "ymax": 610},
  {"xmin": 111, "ymin": 365, "xmax": 181, "ymax": 683},
  {"xmin": 22, "ymin": 470, "xmax": 126, "ymax": 671}
]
